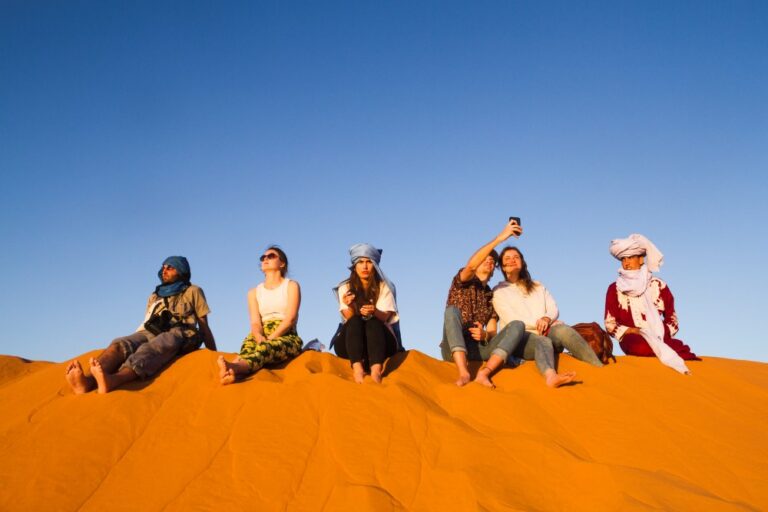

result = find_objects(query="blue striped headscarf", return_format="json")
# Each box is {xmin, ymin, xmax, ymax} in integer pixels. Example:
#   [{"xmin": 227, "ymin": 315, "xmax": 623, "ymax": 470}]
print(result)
[
  {"xmin": 333, "ymin": 243, "xmax": 396, "ymax": 301},
  {"xmin": 155, "ymin": 256, "xmax": 191, "ymax": 297}
]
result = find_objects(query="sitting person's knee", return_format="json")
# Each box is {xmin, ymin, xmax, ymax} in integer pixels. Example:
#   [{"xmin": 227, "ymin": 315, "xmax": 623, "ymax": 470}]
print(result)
[
  {"xmin": 535, "ymin": 336, "xmax": 554, "ymax": 350},
  {"xmin": 444, "ymin": 306, "xmax": 461, "ymax": 322}
]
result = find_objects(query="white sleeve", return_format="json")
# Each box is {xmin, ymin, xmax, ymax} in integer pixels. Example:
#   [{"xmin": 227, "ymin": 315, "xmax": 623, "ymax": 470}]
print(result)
[
  {"xmin": 544, "ymin": 286, "xmax": 559, "ymax": 322},
  {"xmin": 337, "ymin": 283, "xmax": 350, "ymax": 313},
  {"xmin": 376, "ymin": 282, "xmax": 397, "ymax": 314},
  {"xmin": 376, "ymin": 282, "xmax": 399, "ymax": 324}
]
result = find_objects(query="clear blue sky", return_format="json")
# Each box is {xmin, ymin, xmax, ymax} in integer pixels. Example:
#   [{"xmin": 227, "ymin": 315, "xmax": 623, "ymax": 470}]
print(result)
[{"xmin": 2, "ymin": 1, "xmax": 766, "ymax": 363}]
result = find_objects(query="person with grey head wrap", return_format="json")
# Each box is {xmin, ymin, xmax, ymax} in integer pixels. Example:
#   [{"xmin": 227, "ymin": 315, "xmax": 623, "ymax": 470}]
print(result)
[{"xmin": 332, "ymin": 243, "xmax": 402, "ymax": 383}]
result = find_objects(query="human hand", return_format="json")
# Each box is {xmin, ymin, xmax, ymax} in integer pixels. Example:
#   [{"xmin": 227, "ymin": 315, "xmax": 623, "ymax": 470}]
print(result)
[
  {"xmin": 254, "ymin": 332, "xmax": 267, "ymax": 343},
  {"xmin": 359, "ymin": 304, "xmax": 375, "ymax": 317},
  {"xmin": 342, "ymin": 290, "xmax": 356, "ymax": 307},
  {"xmin": 536, "ymin": 317, "xmax": 551, "ymax": 336},
  {"xmin": 500, "ymin": 219, "xmax": 523, "ymax": 240},
  {"xmin": 468, "ymin": 321, "xmax": 485, "ymax": 341}
]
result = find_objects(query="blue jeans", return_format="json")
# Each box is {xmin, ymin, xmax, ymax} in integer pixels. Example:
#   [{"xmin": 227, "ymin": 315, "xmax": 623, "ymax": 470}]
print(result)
[
  {"xmin": 110, "ymin": 327, "xmax": 187, "ymax": 379},
  {"xmin": 513, "ymin": 324, "xmax": 604, "ymax": 375},
  {"xmin": 440, "ymin": 306, "xmax": 525, "ymax": 361}
]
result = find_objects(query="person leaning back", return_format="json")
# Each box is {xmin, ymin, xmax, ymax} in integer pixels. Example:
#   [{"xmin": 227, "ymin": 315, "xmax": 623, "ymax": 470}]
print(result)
[{"xmin": 64, "ymin": 256, "xmax": 216, "ymax": 394}]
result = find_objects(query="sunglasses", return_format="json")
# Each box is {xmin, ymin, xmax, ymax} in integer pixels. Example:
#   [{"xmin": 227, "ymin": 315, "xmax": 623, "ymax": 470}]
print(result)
[{"xmin": 260, "ymin": 253, "xmax": 279, "ymax": 262}]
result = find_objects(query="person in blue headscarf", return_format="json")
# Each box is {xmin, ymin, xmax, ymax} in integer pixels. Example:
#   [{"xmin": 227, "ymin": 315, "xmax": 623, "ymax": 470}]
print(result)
[
  {"xmin": 333, "ymin": 243, "xmax": 402, "ymax": 383},
  {"xmin": 64, "ymin": 256, "xmax": 216, "ymax": 394}
]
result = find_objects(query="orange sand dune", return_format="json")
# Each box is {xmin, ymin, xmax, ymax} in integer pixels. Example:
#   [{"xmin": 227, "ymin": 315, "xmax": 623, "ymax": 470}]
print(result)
[{"xmin": 0, "ymin": 350, "xmax": 766, "ymax": 511}]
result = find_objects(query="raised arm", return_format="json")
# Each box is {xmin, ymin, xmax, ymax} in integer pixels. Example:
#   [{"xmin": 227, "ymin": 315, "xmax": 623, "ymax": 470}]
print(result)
[
  {"xmin": 458, "ymin": 220, "xmax": 522, "ymax": 282},
  {"xmin": 267, "ymin": 281, "xmax": 301, "ymax": 340}
]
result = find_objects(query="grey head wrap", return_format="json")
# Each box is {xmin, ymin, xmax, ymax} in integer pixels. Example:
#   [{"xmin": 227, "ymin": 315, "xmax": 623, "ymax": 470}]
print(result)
[{"xmin": 333, "ymin": 243, "xmax": 396, "ymax": 301}]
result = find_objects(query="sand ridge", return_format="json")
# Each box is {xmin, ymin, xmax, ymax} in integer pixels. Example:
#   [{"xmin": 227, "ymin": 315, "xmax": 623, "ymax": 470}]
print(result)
[{"xmin": 0, "ymin": 350, "xmax": 766, "ymax": 511}]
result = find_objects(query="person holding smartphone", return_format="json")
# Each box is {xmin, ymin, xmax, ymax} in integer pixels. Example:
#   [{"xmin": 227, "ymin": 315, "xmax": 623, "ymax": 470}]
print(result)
[
  {"xmin": 439, "ymin": 220, "xmax": 526, "ymax": 388},
  {"xmin": 333, "ymin": 243, "xmax": 402, "ymax": 383},
  {"xmin": 218, "ymin": 246, "xmax": 303, "ymax": 384}
]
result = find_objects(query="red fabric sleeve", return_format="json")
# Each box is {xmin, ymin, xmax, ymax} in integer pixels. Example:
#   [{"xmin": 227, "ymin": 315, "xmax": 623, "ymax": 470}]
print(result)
[{"xmin": 658, "ymin": 281, "xmax": 679, "ymax": 338}]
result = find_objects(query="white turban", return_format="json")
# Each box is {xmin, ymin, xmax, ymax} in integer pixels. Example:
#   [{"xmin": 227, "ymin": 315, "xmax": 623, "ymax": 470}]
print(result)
[{"xmin": 609, "ymin": 234, "xmax": 664, "ymax": 272}]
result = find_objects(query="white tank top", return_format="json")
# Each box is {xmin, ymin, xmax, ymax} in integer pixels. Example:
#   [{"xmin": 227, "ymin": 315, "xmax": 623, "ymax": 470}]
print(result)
[{"xmin": 256, "ymin": 278, "xmax": 291, "ymax": 322}]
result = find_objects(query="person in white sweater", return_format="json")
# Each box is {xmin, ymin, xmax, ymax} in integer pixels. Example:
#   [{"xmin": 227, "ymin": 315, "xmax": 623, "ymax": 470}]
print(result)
[{"xmin": 492, "ymin": 246, "xmax": 603, "ymax": 387}]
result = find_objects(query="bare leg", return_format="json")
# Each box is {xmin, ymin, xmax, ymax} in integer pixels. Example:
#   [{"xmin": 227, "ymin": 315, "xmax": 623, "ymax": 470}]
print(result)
[
  {"xmin": 370, "ymin": 363, "xmax": 383, "ymax": 384},
  {"xmin": 351, "ymin": 361, "xmax": 366, "ymax": 384},
  {"xmin": 217, "ymin": 356, "xmax": 251, "ymax": 385},
  {"xmin": 90, "ymin": 358, "xmax": 138, "ymax": 394},
  {"xmin": 544, "ymin": 369, "xmax": 576, "ymax": 388},
  {"xmin": 474, "ymin": 354, "xmax": 505, "ymax": 389},
  {"xmin": 452, "ymin": 351, "xmax": 471, "ymax": 387},
  {"xmin": 95, "ymin": 344, "xmax": 127, "ymax": 374},
  {"xmin": 65, "ymin": 360, "xmax": 95, "ymax": 394}
]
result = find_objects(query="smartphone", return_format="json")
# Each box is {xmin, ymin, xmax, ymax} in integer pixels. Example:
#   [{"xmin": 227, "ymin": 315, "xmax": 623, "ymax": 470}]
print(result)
[{"xmin": 509, "ymin": 216, "xmax": 521, "ymax": 227}]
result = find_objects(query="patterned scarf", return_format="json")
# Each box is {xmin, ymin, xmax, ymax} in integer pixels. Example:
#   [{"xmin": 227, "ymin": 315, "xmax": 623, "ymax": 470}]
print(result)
[{"xmin": 616, "ymin": 267, "xmax": 689, "ymax": 374}]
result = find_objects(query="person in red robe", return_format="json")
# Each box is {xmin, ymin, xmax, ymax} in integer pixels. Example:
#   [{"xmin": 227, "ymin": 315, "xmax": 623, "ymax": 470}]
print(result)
[{"xmin": 604, "ymin": 234, "xmax": 699, "ymax": 373}]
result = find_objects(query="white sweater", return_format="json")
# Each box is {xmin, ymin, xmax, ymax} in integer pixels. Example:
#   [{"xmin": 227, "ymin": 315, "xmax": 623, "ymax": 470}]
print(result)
[{"xmin": 492, "ymin": 280, "xmax": 559, "ymax": 332}]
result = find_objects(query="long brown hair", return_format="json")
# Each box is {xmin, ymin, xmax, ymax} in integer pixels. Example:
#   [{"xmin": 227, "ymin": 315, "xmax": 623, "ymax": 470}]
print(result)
[
  {"xmin": 348, "ymin": 262, "xmax": 381, "ymax": 310},
  {"xmin": 499, "ymin": 246, "xmax": 537, "ymax": 294}
]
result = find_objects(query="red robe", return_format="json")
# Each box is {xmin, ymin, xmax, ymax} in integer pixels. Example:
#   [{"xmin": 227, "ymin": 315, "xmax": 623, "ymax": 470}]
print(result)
[{"xmin": 604, "ymin": 278, "xmax": 698, "ymax": 360}]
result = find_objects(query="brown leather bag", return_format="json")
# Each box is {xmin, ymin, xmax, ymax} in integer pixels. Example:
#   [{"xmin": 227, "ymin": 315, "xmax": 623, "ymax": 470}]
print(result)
[{"xmin": 571, "ymin": 322, "xmax": 616, "ymax": 364}]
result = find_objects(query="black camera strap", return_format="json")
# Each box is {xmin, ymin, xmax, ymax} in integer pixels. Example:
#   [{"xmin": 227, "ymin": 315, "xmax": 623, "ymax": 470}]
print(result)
[{"xmin": 162, "ymin": 295, "xmax": 199, "ymax": 333}]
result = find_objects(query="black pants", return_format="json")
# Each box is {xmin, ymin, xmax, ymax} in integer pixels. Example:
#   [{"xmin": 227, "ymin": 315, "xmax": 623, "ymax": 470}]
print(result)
[{"xmin": 333, "ymin": 315, "xmax": 398, "ymax": 366}]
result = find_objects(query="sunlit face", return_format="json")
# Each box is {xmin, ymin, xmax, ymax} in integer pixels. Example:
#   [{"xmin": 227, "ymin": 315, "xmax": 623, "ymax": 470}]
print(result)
[
  {"xmin": 501, "ymin": 250, "xmax": 522, "ymax": 277},
  {"xmin": 355, "ymin": 258, "xmax": 374, "ymax": 280},
  {"xmin": 621, "ymin": 255, "xmax": 644, "ymax": 271},
  {"xmin": 479, "ymin": 254, "xmax": 496, "ymax": 277},
  {"xmin": 161, "ymin": 264, "xmax": 180, "ymax": 284},
  {"xmin": 260, "ymin": 250, "xmax": 284, "ymax": 273}
]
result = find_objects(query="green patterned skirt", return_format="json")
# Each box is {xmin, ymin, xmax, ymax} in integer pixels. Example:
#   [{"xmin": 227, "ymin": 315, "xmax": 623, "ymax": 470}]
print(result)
[{"xmin": 238, "ymin": 319, "xmax": 303, "ymax": 372}]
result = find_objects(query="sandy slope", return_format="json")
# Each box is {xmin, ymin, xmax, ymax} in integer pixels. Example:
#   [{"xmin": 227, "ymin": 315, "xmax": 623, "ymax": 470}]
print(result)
[{"xmin": 0, "ymin": 350, "xmax": 765, "ymax": 511}]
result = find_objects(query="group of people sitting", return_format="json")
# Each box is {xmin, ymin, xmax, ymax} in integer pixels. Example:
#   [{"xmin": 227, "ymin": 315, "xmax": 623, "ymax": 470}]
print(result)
[{"xmin": 64, "ymin": 220, "xmax": 699, "ymax": 394}]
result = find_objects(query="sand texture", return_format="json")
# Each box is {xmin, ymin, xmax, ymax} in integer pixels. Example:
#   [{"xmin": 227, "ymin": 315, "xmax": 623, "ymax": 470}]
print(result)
[{"xmin": 0, "ymin": 350, "xmax": 766, "ymax": 511}]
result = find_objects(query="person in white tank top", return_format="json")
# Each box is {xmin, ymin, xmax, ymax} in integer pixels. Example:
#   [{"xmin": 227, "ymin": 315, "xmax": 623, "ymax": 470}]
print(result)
[{"xmin": 218, "ymin": 246, "xmax": 303, "ymax": 384}]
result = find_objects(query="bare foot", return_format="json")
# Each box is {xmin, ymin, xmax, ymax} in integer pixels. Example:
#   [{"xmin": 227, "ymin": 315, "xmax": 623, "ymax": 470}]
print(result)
[
  {"xmin": 90, "ymin": 358, "xmax": 114, "ymax": 394},
  {"xmin": 65, "ymin": 360, "xmax": 93, "ymax": 394},
  {"xmin": 455, "ymin": 371, "xmax": 471, "ymax": 387},
  {"xmin": 217, "ymin": 356, "xmax": 238, "ymax": 385},
  {"xmin": 221, "ymin": 368, "xmax": 237, "ymax": 385},
  {"xmin": 352, "ymin": 363, "xmax": 366, "ymax": 384},
  {"xmin": 370, "ymin": 365, "xmax": 383, "ymax": 384},
  {"xmin": 545, "ymin": 370, "xmax": 576, "ymax": 388},
  {"xmin": 474, "ymin": 368, "xmax": 496, "ymax": 389},
  {"xmin": 217, "ymin": 356, "xmax": 228, "ymax": 379}
]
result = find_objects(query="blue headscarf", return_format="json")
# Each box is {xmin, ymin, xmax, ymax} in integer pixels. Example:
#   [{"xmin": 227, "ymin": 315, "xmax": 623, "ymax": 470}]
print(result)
[
  {"xmin": 333, "ymin": 243, "xmax": 396, "ymax": 301},
  {"xmin": 155, "ymin": 256, "xmax": 191, "ymax": 298}
]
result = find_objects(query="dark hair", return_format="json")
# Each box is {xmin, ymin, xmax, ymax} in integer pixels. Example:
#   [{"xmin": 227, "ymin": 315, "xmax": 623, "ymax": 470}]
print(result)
[
  {"xmin": 348, "ymin": 259, "xmax": 381, "ymax": 309},
  {"xmin": 498, "ymin": 246, "xmax": 537, "ymax": 294},
  {"xmin": 489, "ymin": 249, "xmax": 499, "ymax": 265},
  {"xmin": 265, "ymin": 245, "xmax": 289, "ymax": 277}
]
